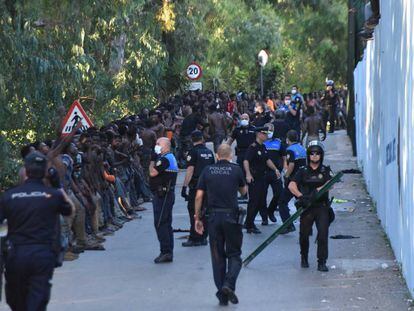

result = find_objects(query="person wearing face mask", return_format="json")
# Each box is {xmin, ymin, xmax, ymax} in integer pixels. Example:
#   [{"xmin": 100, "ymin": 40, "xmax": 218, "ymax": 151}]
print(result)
[
  {"xmin": 243, "ymin": 127, "xmax": 281, "ymax": 233},
  {"xmin": 278, "ymin": 94, "xmax": 291, "ymax": 114},
  {"xmin": 252, "ymin": 102, "xmax": 271, "ymax": 127},
  {"xmin": 286, "ymin": 86, "xmax": 303, "ymax": 133},
  {"xmin": 227, "ymin": 114, "xmax": 256, "ymax": 201},
  {"xmin": 291, "ymin": 85, "xmax": 304, "ymax": 103},
  {"xmin": 149, "ymin": 138, "xmax": 179, "ymax": 263},
  {"xmin": 263, "ymin": 123, "xmax": 286, "ymax": 224}
]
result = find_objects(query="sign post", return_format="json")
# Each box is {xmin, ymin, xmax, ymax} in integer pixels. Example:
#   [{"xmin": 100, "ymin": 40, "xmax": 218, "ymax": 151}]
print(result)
[
  {"xmin": 186, "ymin": 62, "xmax": 203, "ymax": 91},
  {"xmin": 186, "ymin": 62, "xmax": 202, "ymax": 80},
  {"xmin": 61, "ymin": 100, "xmax": 93, "ymax": 136}
]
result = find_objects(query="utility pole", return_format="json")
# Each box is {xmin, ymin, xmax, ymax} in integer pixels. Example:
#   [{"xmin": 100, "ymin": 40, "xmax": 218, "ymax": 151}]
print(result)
[{"xmin": 347, "ymin": 0, "xmax": 357, "ymax": 156}]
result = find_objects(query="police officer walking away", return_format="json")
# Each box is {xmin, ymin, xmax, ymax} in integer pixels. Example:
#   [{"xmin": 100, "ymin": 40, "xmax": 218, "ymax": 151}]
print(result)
[
  {"xmin": 0, "ymin": 151, "xmax": 74, "ymax": 311},
  {"xmin": 288, "ymin": 141, "xmax": 333, "ymax": 272},
  {"xmin": 194, "ymin": 144, "xmax": 247, "ymax": 306},
  {"xmin": 149, "ymin": 137, "xmax": 178, "ymax": 263},
  {"xmin": 278, "ymin": 130, "xmax": 307, "ymax": 234},
  {"xmin": 244, "ymin": 127, "xmax": 281, "ymax": 233},
  {"xmin": 181, "ymin": 130, "xmax": 215, "ymax": 247}
]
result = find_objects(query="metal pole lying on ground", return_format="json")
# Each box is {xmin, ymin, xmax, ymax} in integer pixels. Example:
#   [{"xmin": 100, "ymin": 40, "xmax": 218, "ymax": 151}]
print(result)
[{"xmin": 243, "ymin": 172, "xmax": 344, "ymax": 267}]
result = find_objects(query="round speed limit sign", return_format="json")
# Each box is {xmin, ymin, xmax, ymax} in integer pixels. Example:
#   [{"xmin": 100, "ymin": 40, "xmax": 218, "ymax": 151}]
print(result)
[{"xmin": 186, "ymin": 62, "xmax": 202, "ymax": 80}]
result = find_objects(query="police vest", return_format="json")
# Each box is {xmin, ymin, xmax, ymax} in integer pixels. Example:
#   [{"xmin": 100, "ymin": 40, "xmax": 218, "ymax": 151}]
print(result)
[
  {"xmin": 287, "ymin": 143, "xmax": 306, "ymax": 161},
  {"xmin": 264, "ymin": 139, "xmax": 282, "ymax": 151},
  {"xmin": 162, "ymin": 153, "xmax": 179, "ymax": 173}
]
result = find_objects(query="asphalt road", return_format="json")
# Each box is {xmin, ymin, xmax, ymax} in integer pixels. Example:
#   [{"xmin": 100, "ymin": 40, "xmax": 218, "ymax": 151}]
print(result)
[{"xmin": 1, "ymin": 130, "xmax": 412, "ymax": 310}]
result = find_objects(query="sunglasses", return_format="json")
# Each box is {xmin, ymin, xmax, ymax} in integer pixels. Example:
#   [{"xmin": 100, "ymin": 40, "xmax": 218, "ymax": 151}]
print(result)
[{"xmin": 310, "ymin": 152, "xmax": 321, "ymax": 156}]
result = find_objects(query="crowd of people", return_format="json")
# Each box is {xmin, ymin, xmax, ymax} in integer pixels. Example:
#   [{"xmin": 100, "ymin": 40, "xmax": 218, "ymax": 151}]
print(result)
[
  {"xmin": 0, "ymin": 80, "xmax": 346, "ymax": 309},
  {"xmin": 13, "ymin": 81, "xmax": 346, "ymax": 262}
]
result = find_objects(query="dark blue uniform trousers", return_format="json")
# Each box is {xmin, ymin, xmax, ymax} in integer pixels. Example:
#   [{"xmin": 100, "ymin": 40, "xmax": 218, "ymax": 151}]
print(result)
[
  {"xmin": 152, "ymin": 191, "xmax": 175, "ymax": 254},
  {"xmin": 246, "ymin": 178, "xmax": 267, "ymax": 227},
  {"xmin": 236, "ymin": 151, "xmax": 248, "ymax": 200},
  {"xmin": 208, "ymin": 213, "xmax": 243, "ymax": 291},
  {"xmin": 264, "ymin": 172, "xmax": 283, "ymax": 214},
  {"xmin": 278, "ymin": 183, "xmax": 294, "ymax": 223},
  {"xmin": 187, "ymin": 188, "xmax": 208, "ymax": 242},
  {"xmin": 5, "ymin": 244, "xmax": 55, "ymax": 311}
]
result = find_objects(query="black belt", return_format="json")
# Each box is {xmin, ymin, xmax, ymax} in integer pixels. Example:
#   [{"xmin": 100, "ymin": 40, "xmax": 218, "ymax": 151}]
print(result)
[{"xmin": 209, "ymin": 208, "xmax": 236, "ymax": 213}]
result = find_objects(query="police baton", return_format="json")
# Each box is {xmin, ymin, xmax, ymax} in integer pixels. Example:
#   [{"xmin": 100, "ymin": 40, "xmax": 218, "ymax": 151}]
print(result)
[{"xmin": 157, "ymin": 180, "xmax": 172, "ymax": 229}]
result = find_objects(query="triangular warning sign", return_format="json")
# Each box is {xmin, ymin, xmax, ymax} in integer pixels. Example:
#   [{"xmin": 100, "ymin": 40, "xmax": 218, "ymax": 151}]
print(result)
[{"xmin": 61, "ymin": 100, "xmax": 93, "ymax": 136}]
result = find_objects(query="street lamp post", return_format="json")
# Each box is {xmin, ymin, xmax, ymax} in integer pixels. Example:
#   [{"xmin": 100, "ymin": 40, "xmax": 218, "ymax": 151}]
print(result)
[{"xmin": 258, "ymin": 50, "xmax": 268, "ymax": 99}]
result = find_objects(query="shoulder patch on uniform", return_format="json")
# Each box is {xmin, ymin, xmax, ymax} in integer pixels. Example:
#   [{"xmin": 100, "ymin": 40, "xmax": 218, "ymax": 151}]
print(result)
[
  {"xmin": 252, "ymin": 142, "xmax": 257, "ymax": 147},
  {"xmin": 258, "ymin": 151, "xmax": 261, "ymax": 155},
  {"xmin": 187, "ymin": 155, "xmax": 192, "ymax": 161}
]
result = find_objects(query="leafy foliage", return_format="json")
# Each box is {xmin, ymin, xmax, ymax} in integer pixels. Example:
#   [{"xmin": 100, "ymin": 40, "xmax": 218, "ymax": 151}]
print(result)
[{"xmin": 0, "ymin": 0, "xmax": 348, "ymax": 186}]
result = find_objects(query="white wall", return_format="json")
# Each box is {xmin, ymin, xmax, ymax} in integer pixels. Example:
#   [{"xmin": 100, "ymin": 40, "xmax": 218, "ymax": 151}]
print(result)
[{"xmin": 354, "ymin": 0, "xmax": 414, "ymax": 296}]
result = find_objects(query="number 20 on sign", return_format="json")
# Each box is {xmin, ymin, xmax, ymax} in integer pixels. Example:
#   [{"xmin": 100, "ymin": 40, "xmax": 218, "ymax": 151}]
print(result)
[{"xmin": 186, "ymin": 63, "xmax": 202, "ymax": 80}]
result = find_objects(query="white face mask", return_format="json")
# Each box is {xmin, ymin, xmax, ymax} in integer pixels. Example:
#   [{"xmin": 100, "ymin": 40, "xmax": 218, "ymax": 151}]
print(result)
[
  {"xmin": 240, "ymin": 119, "xmax": 249, "ymax": 127},
  {"xmin": 285, "ymin": 100, "xmax": 291, "ymax": 105},
  {"xmin": 267, "ymin": 132, "xmax": 274, "ymax": 139},
  {"xmin": 135, "ymin": 134, "xmax": 143, "ymax": 146},
  {"xmin": 154, "ymin": 145, "xmax": 162, "ymax": 154},
  {"xmin": 291, "ymin": 89, "xmax": 297, "ymax": 95}
]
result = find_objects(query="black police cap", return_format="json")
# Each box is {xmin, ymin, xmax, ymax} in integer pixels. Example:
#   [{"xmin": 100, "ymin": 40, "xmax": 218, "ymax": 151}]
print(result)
[
  {"xmin": 254, "ymin": 126, "xmax": 270, "ymax": 134},
  {"xmin": 191, "ymin": 130, "xmax": 204, "ymax": 140},
  {"xmin": 24, "ymin": 151, "xmax": 47, "ymax": 167}
]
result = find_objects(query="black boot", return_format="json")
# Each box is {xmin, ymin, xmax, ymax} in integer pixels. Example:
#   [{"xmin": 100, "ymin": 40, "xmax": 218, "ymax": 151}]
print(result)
[
  {"xmin": 216, "ymin": 290, "xmax": 228, "ymax": 306},
  {"xmin": 268, "ymin": 212, "xmax": 277, "ymax": 223},
  {"xmin": 154, "ymin": 253, "xmax": 173, "ymax": 264},
  {"xmin": 222, "ymin": 286, "xmax": 239, "ymax": 304},
  {"xmin": 317, "ymin": 260, "xmax": 329, "ymax": 272},
  {"xmin": 301, "ymin": 255, "xmax": 309, "ymax": 268}
]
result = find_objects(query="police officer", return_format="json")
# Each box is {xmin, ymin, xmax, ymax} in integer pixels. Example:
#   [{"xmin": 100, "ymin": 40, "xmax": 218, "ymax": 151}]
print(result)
[
  {"xmin": 288, "ymin": 141, "xmax": 333, "ymax": 272},
  {"xmin": 286, "ymin": 90, "xmax": 302, "ymax": 133},
  {"xmin": 227, "ymin": 113, "xmax": 255, "ymax": 201},
  {"xmin": 0, "ymin": 151, "xmax": 74, "ymax": 311},
  {"xmin": 263, "ymin": 123, "xmax": 286, "ymax": 223},
  {"xmin": 194, "ymin": 144, "xmax": 247, "ymax": 306},
  {"xmin": 149, "ymin": 137, "xmax": 178, "ymax": 263},
  {"xmin": 181, "ymin": 130, "xmax": 215, "ymax": 247},
  {"xmin": 227, "ymin": 113, "xmax": 256, "ymax": 171},
  {"xmin": 278, "ymin": 130, "xmax": 307, "ymax": 234},
  {"xmin": 252, "ymin": 102, "xmax": 271, "ymax": 127},
  {"xmin": 244, "ymin": 127, "xmax": 281, "ymax": 233},
  {"xmin": 272, "ymin": 109, "xmax": 290, "ymax": 146}
]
